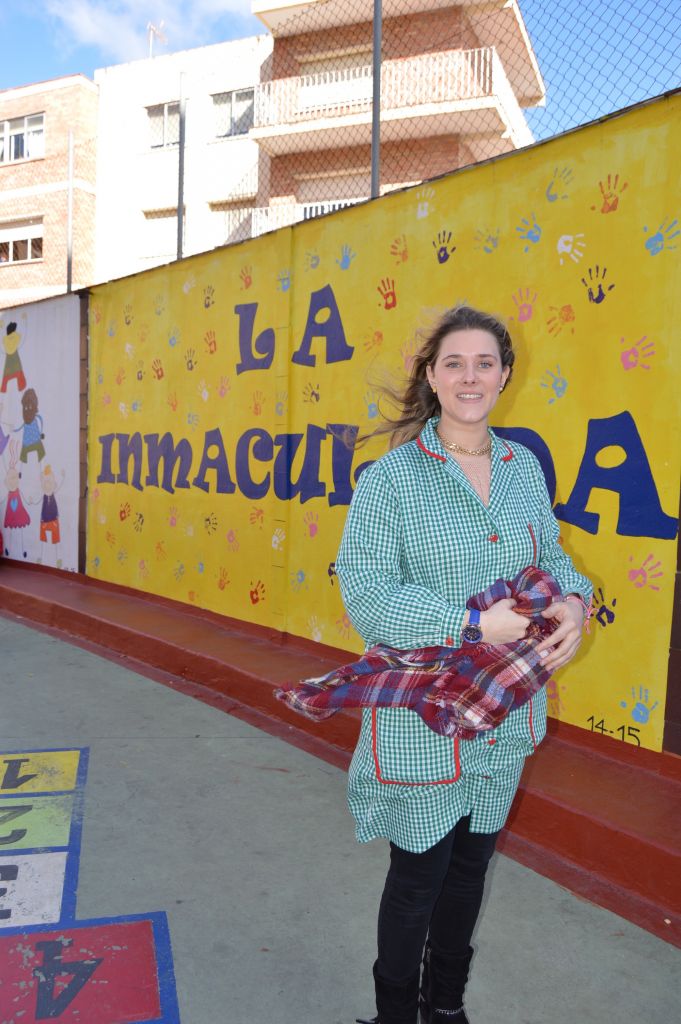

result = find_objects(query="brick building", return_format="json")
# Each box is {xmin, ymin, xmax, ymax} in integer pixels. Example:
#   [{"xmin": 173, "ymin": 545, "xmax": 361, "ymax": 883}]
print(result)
[{"xmin": 0, "ymin": 76, "xmax": 98, "ymax": 310}]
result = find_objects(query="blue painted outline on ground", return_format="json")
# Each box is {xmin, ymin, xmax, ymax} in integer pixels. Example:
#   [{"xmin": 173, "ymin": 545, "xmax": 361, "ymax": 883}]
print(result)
[{"xmin": 0, "ymin": 910, "xmax": 181, "ymax": 1024}]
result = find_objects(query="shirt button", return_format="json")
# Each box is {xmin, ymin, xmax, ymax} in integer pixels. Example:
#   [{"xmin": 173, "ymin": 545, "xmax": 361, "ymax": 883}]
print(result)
[
  {"xmin": 445, "ymin": 636, "xmax": 454, "ymax": 646},
  {"xmin": 487, "ymin": 738, "xmax": 496, "ymax": 746},
  {"xmin": 488, "ymin": 534, "xmax": 499, "ymax": 542},
  {"xmin": 482, "ymin": 775, "xmax": 492, "ymax": 780}
]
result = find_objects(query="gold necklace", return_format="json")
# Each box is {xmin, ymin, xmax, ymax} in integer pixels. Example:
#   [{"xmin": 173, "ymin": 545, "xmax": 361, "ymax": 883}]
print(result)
[{"xmin": 436, "ymin": 429, "xmax": 491, "ymax": 457}]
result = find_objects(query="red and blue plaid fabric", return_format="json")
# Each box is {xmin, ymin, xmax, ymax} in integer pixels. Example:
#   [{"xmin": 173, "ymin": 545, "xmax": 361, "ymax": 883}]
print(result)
[{"xmin": 276, "ymin": 566, "xmax": 562, "ymax": 739}]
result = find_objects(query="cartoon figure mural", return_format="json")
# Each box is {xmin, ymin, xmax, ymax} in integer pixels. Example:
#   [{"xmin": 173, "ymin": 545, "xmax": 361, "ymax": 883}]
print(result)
[
  {"xmin": 28, "ymin": 463, "xmax": 65, "ymax": 567},
  {"xmin": 2, "ymin": 441, "xmax": 31, "ymax": 558},
  {"xmin": 16, "ymin": 387, "xmax": 46, "ymax": 463},
  {"xmin": 87, "ymin": 95, "xmax": 680, "ymax": 752},
  {"xmin": 1, "ymin": 316, "xmax": 27, "ymax": 393}
]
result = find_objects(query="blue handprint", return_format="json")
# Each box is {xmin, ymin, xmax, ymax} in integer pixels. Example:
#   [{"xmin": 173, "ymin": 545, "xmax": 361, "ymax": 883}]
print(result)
[
  {"xmin": 364, "ymin": 389, "xmax": 379, "ymax": 419},
  {"xmin": 540, "ymin": 365, "xmax": 568, "ymax": 404},
  {"xmin": 643, "ymin": 218, "xmax": 679, "ymax": 256},
  {"xmin": 277, "ymin": 268, "xmax": 292, "ymax": 292},
  {"xmin": 516, "ymin": 213, "xmax": 542, "ymax": 252},
  {"xmin": 545, "ymin": 166, "xmax": 573, "ymax": 202},
  {"xmin": 336, "ymin": 245, "xmax": 356, "ymax": 270},
  {"xmin": 305, "ymin": 250, "xmax": 320, "ymax": 271},
  {"xmin": 619, "ymin": 686, "xmax": 659, "ymax": 724}
]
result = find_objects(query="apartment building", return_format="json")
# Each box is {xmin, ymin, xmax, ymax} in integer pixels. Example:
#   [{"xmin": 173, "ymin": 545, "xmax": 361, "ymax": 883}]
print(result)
[
  {"xmin": 250, "ymin": 0, "xmax": 545, "ymax": 229},
  {"xmin": 94, "ymin": 35, "xmax": 273, "ymax": 284},
  {"xmin": 0, "ymin": 76, "xmax": 98, "ymax": 310}
]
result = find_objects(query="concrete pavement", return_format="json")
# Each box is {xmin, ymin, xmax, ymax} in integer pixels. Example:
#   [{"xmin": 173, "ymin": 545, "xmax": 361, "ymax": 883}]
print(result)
[{"xmin": 0, "ymin": 612, "xmax": 678, "ymax": 1024}]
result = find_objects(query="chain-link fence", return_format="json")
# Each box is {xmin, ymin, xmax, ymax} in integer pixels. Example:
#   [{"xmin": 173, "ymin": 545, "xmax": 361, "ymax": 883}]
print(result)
[{"xmin": 0, "ymin": 0, "xmax": 679, "ymax": 299}]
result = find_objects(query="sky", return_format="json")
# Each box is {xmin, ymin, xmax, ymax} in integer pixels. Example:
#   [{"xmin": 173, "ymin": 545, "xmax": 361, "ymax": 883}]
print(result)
[{"xmin": 1, "ymin": 0, "xmax": 679, "ymax": 140}]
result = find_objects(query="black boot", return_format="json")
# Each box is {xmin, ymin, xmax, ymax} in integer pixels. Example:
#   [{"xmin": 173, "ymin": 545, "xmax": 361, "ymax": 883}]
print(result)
[
  {"xmin": 356, "ymin": 960, "xmax": 420, "ymax": 1024},
  {"xmin": 419, "ymin": 942, "xmax": 473, "ymax": 1023}
]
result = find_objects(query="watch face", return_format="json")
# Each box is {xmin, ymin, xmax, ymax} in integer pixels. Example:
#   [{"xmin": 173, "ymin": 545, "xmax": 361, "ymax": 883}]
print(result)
[{"xmin": 462, "ymin": 624, "xmax": 483, "ymax": 643}]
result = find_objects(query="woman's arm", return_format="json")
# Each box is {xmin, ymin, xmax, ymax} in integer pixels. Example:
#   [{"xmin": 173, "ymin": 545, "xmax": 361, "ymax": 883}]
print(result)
[{"xmin": 335, "ymin": 461, "xmax": 468, "ymax": 649}]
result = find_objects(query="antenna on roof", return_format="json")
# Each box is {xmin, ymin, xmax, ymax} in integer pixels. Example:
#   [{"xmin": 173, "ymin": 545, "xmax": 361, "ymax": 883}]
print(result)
[{"xmin": 147, "ymin": 20, "xmax": 167, "ymax": 58}]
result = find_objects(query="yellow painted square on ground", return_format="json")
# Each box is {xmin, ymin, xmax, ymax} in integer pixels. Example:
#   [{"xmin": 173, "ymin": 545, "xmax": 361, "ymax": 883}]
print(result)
[
  {"xmin": 0, "ymin": 750, "xmax": 81, "ymax": 794},
  {"xmin": 0, "ymin": 793, "xmax": 76, "ymax": 849}
]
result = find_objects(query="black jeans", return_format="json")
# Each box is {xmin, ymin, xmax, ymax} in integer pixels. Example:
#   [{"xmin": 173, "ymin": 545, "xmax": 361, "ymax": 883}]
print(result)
[{"xmin": 376, "ymin": 815, "xmax": 500, "ymax": 983}]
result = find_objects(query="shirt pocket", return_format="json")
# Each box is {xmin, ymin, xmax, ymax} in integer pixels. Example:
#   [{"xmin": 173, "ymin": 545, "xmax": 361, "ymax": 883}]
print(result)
[
  {"xmin": 372, "ymin": 708, "xmax": 460, "ymax": 786},
  {"xmin": 494, "ymin": 689, "xmax": 547, "ymax": 756}
]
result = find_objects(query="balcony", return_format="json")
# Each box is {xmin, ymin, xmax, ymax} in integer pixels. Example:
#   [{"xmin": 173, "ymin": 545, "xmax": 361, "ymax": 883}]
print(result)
[{"xmin": 251, "ymin": 47, "xmax": 533, "ymax": 156}]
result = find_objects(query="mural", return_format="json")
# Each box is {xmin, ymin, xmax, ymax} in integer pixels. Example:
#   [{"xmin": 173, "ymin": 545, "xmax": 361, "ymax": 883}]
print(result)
[
  {"xmin": 0, "ymin": 295, "xmax": 81, "ymax": 572},
  {"xmin": 88, "ymin": 94, "xmax": 680, "ymax": 751}
]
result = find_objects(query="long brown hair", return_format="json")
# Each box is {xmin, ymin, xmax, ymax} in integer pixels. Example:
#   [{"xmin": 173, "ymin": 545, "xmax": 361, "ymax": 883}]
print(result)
[{"xmin": 365, "ymin": 304, "xmax": 515, "ymax": 449}]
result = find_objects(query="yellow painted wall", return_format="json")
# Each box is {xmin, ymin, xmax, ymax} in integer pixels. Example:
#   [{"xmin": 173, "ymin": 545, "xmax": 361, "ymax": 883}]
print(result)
[{"xmin": 88, "ymin": 94, "xmax": 681, "ymax": 752}]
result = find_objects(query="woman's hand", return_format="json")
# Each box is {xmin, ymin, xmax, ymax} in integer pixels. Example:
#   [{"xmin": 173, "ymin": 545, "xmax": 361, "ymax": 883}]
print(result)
[
  {"xmin": 479, "ymin": 599, "xmax": 530, "ymax": 645},
  {"xmin": 535, "ymin": 600, "xmax": 584, "ymax": 672}
]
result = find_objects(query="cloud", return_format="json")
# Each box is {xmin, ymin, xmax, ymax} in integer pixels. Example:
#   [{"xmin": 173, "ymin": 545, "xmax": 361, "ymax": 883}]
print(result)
[{"xmin": 43, "ymin": 0, "xmax": 260, "ymax": 65}]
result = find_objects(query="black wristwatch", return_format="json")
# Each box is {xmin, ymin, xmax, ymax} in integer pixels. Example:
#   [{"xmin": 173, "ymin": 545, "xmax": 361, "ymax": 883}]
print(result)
[{"xmin": 461, "ymin": 608, "xmax": 483, "ymax": 644}]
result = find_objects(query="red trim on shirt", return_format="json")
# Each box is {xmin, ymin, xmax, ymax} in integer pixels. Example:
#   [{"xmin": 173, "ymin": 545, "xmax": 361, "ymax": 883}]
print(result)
[
  {"xmin": 528, "ymin": 523, "xmax": 538, "ymax": 566},
  {"xmin": 528, "ymin": 698, "xmax": 537, "ymax": 750},
  {"xmin": 416, "ymin": 436, "xmax": 447, "ymax": 462},
  {"xmin": 371, "ymin": 708, "xmax": 461, "ymax": 786},
  {"xmin": 500, "ymin": 441, "xmax": 514, "ymax": 462}
]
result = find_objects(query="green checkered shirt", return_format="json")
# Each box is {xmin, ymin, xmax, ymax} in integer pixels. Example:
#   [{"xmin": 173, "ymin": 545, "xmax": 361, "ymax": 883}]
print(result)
[{"xmin": 336, "ymin": 418, "xmax": 592, "ymax": 852}]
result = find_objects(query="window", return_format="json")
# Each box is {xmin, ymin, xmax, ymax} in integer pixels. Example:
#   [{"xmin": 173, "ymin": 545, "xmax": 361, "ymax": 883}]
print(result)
[
  {"xmin": 0, "ymin": 113, "xmax": 44, "ymax": 163},
  {"xmin": 213, "ymin": 90, "xmax": 254, "ymax": 138},
  {"xmin": 148, "ymin": 103, "xmax": 180, "ymax": 148},
  {"xmin": 0, "ymin": 218, "xmax": 43, "ymax": 263},
  {"xmin": 142, "ymin": 208, "xmax": 179, "ymax": 259}
]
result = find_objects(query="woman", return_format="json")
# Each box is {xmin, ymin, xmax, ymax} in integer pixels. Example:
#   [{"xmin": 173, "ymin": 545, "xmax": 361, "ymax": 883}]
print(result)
[{"xmin": 335, "ymin": 305, "xmax": 592, "ymax": 1024}]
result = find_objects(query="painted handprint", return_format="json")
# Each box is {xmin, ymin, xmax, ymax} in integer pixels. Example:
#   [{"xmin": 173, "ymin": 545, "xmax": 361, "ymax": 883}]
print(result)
[
  {"xmin": 377, "ymin": 278, "xmax": 397, "ymax": 310},
  {"xmin": 545, "ymin": 677, "xmax": 567, "ymax": 716},
  {"xmin": 303, "ymin": 511, "xmax": 319, "ymax": 538},
  {"xmin": 302, "ymin": 382, "xmax": 320, "ymax": 404},
  {"xmin": 627, "ymin": 554, "xmax": 663, "ymax": 591},
  {"xmin": 416, "ymin": 187, "xmax": 435, "ymax": 219},
  {"xmin": 186, "ymin": 411, "xmax": 199, "ymax": 430},
  {"xmin": 119, "ymin": 502, "xmax": 131, "ymax": 522},
  {"xmin": 248, "ymin": 508, "xmax": 264, "ymax": 530},
  {"xmin": 217, "ymin": 567, "xmax": 230, "ymax": 591},
  {"xmin": 308, "ymin": 616, "xmax": 323, "ymax": 643},
  {"xmin": 364, "ymin": 389, "xmax": 379, "ymax": 419},
  {"xmin": 546, "ymin": 304, "xmax": 576, "ymax": 336},
  {"xmin": 620, "ymin": 336, "xmax": 655, "ymax": 371},
  {"xmin": 155, "ymin": 540, "xmax": 166, "ymax": 560},
  {"xmin": 557, "ymin": 233, "xmax": 586, "ymax": 266},
  {"xmin": 138, "ymin": 323, "xmax": 149, "ymax": 344},
  {"xmin": 619, "ymin": 685, "xmax": 659, "ymax": 724},
  {"xmin": 592, "ymin": 174, "xmax": 628, "ymax": 214},
  {"xmin": 432, "ymin": 230, "xmax": 456, "ymax": 264},
  {"xmin": 125, "ymin": 342, "xmax": 135, "ymax": 360},
  {"xmin": 277, "ymin": 268, "xmax": 292, "ymax": 292},
  {"xmin": 204, "ymin": 512, "xmax": 218, "ymax": 535},
  {"xmin": 167, "ymin": 391, "xmax": 178, "ymax": 413},
  {"xmin": 106, "ymin": 530, "xmax": 116, "ymax": 547},
  {"xmin": 250, "ymin": 580, "xmax": 266, "ymax": 604},
  {"xmin": 540, "ymin": 365, "xmax": 568, "ymax": 404},
  {"xmin": 123, "ymin": 304, "xmax": 134, "ymax": 326},
  {"xmin": 135, "ymin": 361, "xmax": 144, "ymax": 382},
  {"xmin": 304, "ymin": 250, "xmax": 320, "ymax": 272},
  {"xmin": 226, "ymin": 529, "xmax": 239, "ymax": 552},
  {"xmin": 203, "ymin": 285, "xmax": 215, "ymax": 308},
  {"xmin": 271, "ymin": 527, "xmax": 285, "ymax": 551},
  {"xmin": 252, "ymin": 390, "xmax": 265, "ymax": 415},
  {"xmin": 173, "ymin": 562, "xmax": 185, "ymax": 582},
  {"xmin": 516, "ymin": 212, "xmax": 542, "ymax": 251},
  {"xmin": 118, "ymin": 401, "xmax": 129, "ymax": 419},
  {"xmin": 290, "ymin": 568, "xmax": 308, "ymax": 592},
  {"xmin": 168, "ymin": 507, "xmax": 179, "ymax": 528},
  {"xmin": 364, "ymin": 329, "xmax": 383, "ymax": 353},
  {"xmin": 593, "ymin": 587, "xmax": 617, "ymax": 627},
  {"xmin": 168, "ymin": 326, "xmax": 181, "ymax": 348},
  {"xmin": 154, "ymin": 294, "xmax": 166, "ymax": 316},
  {"xmin": 198, "ymin": 379, "xmax": 210, "ymax": 402},
  {"xmin": 336, "ymin": 613, "xmax": 351, "ymax": 640},
  {"xmin": 204, "ymin": 330, "xmax": 217, "ymax": 355},
  {"xmin": 115, "ymin": 367, "xmax": 126, "ymax": 386},
  {"xmin": 133, "ymin": 512, "xmax": 144, "ymax": 533},
  {"xmin": 581, "ymin": 265, "xmax": 615, "ymax": 304},
  {"xmin": 511, "ymin": 287, "xmax": 537, "ymax": 322},
  {"xmin": 218, "ymin": 376, "xmax": 230, "ymax": 398},
  {"xmin": 336, "ymin": 245, "xmax": 356, "ymax": 270},
  {"xmin": 117, "ymin": 548, "xmax": 128, "ymax": 564},
  {"xmin": 107, "ymin": 319, "xmax": 117, "ymax": 337},
  {"xmin": 328, "ymin": 561, "xmax": 337, "ymax": 585},
  {"xmin": 137, "ymin": 559, "xmax": 149, "ymax": 580},
  {"xmin": 185, "ymin": 347, "xmax": 198, "ymax": 370},
  {"xmin": 473, "ymin": 227, "xmax": 499, "ymax": 254},
  {"xmin": 545, "ymin": 166, "xmax": 573, "ymax": 202},
  {"xmin": 240, "ymin": 265, "xmax": 252, "ymax": 289},
  {"xmin": 643, "ymin": 218, "xmax": 679, "ymax": 256},
  {"xmin": 390, "ymin": 234, "xmax": 408, "ymax": 264},
  {"xmin": 182, "ymin": 274, "xmax": 195, "ymax": 294},
  {"xmin": 275, "ymin": 390, "xmax": 288, "ymax": 417},
  {"xmin": 101, "ymin": 393, "xmax": 111, "ymax": 407}
]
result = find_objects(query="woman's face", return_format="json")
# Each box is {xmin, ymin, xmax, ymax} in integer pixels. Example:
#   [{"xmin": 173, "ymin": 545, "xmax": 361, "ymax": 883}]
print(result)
[{"xmin": 425, "ymin": 328, "xmax": 510, "ymax": 433}]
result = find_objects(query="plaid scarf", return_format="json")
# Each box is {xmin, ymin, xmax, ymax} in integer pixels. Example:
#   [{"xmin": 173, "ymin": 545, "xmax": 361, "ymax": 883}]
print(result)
[{"xmin": 275, "ymin": 567, "xmax": 562, "ymax": 740}]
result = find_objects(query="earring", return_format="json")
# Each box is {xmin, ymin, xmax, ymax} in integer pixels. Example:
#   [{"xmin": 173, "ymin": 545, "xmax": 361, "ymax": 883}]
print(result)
[
  {"xmin": 431, "ymin": 384, "xmax": 437, "ymax": 393},
  {"xmin": 499, "ymin": 386, "xmax": 504, "ymax": 393}
]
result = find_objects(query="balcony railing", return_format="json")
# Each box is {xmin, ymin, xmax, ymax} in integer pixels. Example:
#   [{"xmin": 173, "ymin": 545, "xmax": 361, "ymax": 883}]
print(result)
[{"xmin": 253, "ymin": 47, "xmax": 531, "ymax": 145}]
